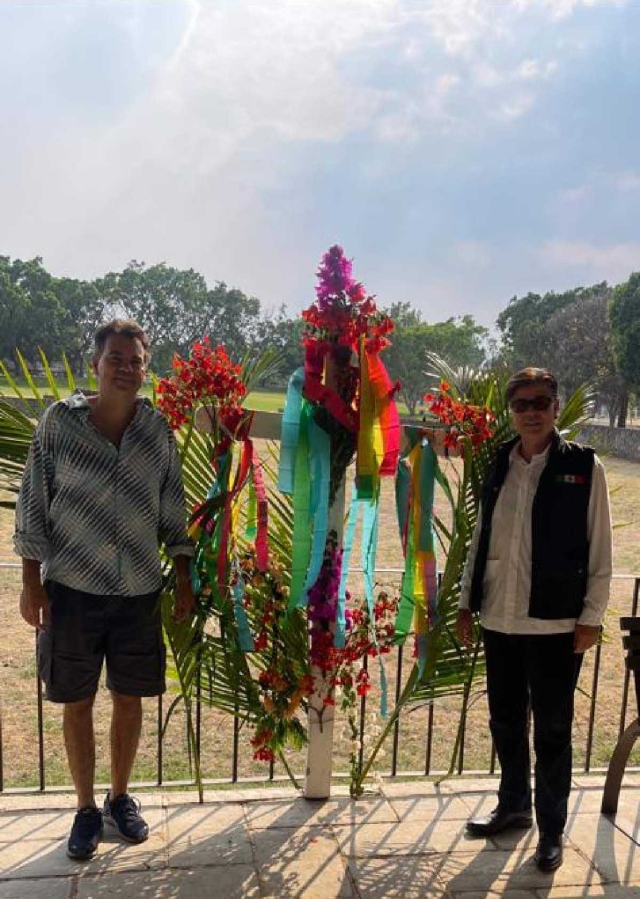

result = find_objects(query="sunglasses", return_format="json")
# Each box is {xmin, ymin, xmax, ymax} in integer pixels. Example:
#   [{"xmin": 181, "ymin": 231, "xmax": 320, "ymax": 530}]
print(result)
[{"xmin": 510, "ymin": 395, "xmax": 555, "ymax": 413}]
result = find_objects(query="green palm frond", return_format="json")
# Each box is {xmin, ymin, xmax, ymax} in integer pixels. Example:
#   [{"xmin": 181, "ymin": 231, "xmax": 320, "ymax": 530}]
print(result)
[{"xmin": 240, "ymin": 347, "xmax": 284, "ymax": 397}]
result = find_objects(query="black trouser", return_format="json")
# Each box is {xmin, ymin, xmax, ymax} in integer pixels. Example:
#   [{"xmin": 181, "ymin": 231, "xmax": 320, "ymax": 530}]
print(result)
[{"xmin": 483, "ymin": 628, "xmax": 583, "ymax": 837}]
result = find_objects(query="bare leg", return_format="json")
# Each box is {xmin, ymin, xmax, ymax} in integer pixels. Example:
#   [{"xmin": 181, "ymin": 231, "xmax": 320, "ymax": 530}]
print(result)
[
  {"xmin": 110, "ymin": 691, "xmax": 142, "ymax": 798},
  {"xmin": 64, "ymin": 696, "xmax": 96, "ymax": 809}
]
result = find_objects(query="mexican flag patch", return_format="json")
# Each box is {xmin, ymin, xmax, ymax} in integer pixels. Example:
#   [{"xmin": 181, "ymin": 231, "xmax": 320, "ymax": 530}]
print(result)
[{"xmin": 556, "ymin": 474, "xmax": 586, "ymax": 484}]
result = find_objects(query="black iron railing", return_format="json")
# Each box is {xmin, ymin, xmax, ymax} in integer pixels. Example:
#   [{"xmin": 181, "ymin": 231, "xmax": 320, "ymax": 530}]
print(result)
[{"xmin": 1, "ymin": 571, "xmax": 638, "ymax": 793}]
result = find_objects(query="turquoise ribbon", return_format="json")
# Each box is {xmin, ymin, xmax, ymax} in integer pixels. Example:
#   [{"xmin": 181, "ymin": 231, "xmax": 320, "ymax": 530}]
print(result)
[
  {"xmin": 278, "ymin": 368, "xmax": 304, "ymax": 495},
  {"xmin": 395, "ymin": 457, "xmax": 411, "ymax": 548},
  {"xmin": 232, "ymin": 567, "xmax": 255, "ymax": 652},
  {"xmin": 288, "ymin": 402, "xmax": 313, "ymax": 609},
  {"xmin": 361, "ymin": 489, "xmax": 388, "ymax": 717},
  {"xmin": 336, "ymin": 483, "xmax": 388, "ymax": 716},
  {"xmin": 299, "ymin": 415, "xmax": 331, "ymax": 606}
]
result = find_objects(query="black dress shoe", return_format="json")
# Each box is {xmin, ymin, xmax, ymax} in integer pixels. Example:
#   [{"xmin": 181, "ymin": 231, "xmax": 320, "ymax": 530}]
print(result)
[
  {"xmin": 534, "ymin": 833, "xmax": 563, "ymax": 872},
  {"xmin": 466, "ymin": 806, "xmax": 533, "ymax": 837}
]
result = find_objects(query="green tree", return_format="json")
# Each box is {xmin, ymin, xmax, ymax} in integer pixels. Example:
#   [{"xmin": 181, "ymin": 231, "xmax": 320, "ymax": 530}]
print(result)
[
  {"xmin": 384, "ymin": 308, "xmax": 488, "ymax": 416},
  {"xmin": 102, "ymin": 262, "xmax": 262, "ymax": 375},
  {"xmin": 609, "ymin": 273, "xmax": 640, "ymax": 427},
  {"xmin": 192, "ymin": 282, "xmax": 261, "ymax": 362},
  {"xmin": 254, "ymin": 305, "xmax": 305, "ymax": 387},
  {"xmin": 538, "ymin": 287, "xmax": 623, "ymax": 423},
  {"xmin": 0, "ymin": 257, "xmax": 75, "ymax": 366},
  {"xmin": 55, "ymin": 277, "xmax": 110, "ymax": 374},
  {"xmin": 100, "ymin": 261, "xmax": 209, "ymax": 373},
  {"xmin": 497, "ymin": 288, "xmax": 588, "ymax": 369},
  {"xmin": 0, "ymin": 256, "xmax": 111, "ymax": 373}
]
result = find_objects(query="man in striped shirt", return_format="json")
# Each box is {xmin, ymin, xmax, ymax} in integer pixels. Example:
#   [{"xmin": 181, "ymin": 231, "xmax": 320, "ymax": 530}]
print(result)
[{"xmin": 15, "ymin": 319, "xmax": 195, "ymax": 860}]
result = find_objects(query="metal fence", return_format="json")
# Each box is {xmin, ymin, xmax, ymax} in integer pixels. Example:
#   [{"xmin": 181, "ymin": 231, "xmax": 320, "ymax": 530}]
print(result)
[{"xmin": 1, "ymin": 570, "xmax": 639, "ymax": 794}]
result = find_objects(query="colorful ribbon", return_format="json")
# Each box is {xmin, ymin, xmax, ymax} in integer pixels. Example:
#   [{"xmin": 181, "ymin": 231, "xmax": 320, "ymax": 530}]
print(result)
[{"xmin": 394, "ymin": 437, "xmax": 439, "ymax": 677}]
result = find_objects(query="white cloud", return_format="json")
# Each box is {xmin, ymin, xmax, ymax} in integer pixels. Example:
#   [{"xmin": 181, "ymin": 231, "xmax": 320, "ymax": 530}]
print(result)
[
  {"xmin": 612, "ymin": 172, "xmax": 640, "ymax": 192},
  {"xmin": 513, "ymin": 0, "xmax": 627, "ymax": 20},
  {"xmin": 450, "ymin": 240, "xmax": 493, "ymax": 268},
  {"xmin": 540, "ymin": 240, "xmax": 640, "ymax": 274},
  {"xmin": 517, "ymin": 58, "xmax": 559, "ymax": 79},
  {"xmin": 493, "ymin": 91, "xmax": 536, "ymax": 120},
  {"xmin": 559, "ymin": 185, "xmax": 590, "ymax": 203}
]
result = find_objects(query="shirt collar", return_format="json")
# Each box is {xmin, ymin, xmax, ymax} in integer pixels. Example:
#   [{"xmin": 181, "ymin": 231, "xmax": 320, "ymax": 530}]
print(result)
[
  {"xmin": 63, "ymin": 390, "xmax": 153, "ymax": 416},
  {"xmin": 509, "ymin": 440, "xmax": 551, "ymax": 467}
]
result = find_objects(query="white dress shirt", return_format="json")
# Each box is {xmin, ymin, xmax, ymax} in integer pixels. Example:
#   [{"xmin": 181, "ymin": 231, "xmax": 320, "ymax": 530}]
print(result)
[{"xmin": 459, "ymin": 442, "xmax": 612, "ymax": 634}]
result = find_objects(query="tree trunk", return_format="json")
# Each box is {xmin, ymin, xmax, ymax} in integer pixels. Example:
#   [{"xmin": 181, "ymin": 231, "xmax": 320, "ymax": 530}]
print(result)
[
  {"xmin": 404, "ymin": 395, "xmax": 417, "ymax": 418},
  {"xmin": 617, "ymin": 387, "xmax": 628, "ymax": 428}
]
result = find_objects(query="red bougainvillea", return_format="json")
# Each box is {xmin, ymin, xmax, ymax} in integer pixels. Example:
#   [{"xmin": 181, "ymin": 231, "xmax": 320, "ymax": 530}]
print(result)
[
  {"xmin": 156, "ymin": 337, "xmax": 247, "ymax": 433},
  {"xmin": 425, "ymin": 381, "xmax": 495, "ymax": 450}
]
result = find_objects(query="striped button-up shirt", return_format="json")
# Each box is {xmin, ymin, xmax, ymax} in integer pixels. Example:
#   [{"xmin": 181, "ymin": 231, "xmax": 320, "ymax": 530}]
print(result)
[{"xmin": 14, "ymin": 392, "xmax": 193, "ymax": 596}]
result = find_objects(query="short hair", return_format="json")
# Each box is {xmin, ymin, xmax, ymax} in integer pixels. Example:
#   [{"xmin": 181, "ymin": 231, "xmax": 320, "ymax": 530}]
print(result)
[
  {"xmin": 94, "ymin": 319, "xmax": 150, "ymax": 360},
  {"xmin": 506, "ymin": 367, "xmax": 558, "ymax": 404}
]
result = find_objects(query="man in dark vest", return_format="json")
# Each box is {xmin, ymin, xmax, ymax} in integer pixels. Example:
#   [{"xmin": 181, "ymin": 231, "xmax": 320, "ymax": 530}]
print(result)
[{"xmin": 457, "ymin": 367, "xmax": 612, "ymax": 872}]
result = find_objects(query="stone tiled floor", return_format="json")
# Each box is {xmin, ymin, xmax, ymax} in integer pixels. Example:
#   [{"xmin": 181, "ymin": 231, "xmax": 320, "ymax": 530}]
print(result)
[{"xmin": 1, "ymin": 775, "xmax": 640, "ymax": 897}]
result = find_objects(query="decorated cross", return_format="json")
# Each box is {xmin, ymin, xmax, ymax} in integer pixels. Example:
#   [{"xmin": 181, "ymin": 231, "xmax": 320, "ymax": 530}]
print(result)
[{"xmin": 157, "ymin": 246, "xmax": 495, "ymax": 799}]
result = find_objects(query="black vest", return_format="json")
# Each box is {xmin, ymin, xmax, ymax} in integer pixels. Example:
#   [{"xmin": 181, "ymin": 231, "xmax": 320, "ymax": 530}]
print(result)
[{"xmin": 469, "ymin": 431, "xmax": 594, "ymax": 619}]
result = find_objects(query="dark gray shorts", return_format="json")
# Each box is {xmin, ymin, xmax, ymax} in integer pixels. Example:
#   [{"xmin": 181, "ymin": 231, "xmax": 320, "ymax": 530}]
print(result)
[{"xmin": 38, "ymin": 581, "xmax": 166, "ymax": 704}]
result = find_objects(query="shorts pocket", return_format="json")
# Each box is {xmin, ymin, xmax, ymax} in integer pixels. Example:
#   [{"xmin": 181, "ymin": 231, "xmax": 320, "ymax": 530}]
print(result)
[{"xmin": 37, "ymin": 628, "xmax": 53, "ymax": 688}]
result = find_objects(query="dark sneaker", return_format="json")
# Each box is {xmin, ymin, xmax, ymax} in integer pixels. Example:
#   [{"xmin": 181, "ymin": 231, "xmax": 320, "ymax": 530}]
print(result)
[
  {"xmin": 103, "ymin": 792, "xmax": 149, "ymax": 843},
  {"xmin": 67, "ymin": 806, "xmax": 103, "ymax": 860}
]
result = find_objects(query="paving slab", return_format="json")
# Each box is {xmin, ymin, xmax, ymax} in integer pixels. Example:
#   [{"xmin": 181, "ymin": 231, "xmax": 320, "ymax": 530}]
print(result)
[
  {"xmin": 488, "ymin": 826, "xmax": 539, "ymax": 852},
  {"xmin": 334, "ymin": 818, "xmax": 485, "ymax": 855},
  {"xmin": 565, "ymin": 812, "xmax": 640, "ymax": 884},
  {"xmin": 569, "ymin": 788, "xmax": 612, "ymax": 816},
  {"xmin": 435, "ymin": 846, "xmax": 603, "ymax": 892},
  {"xmin": 346, "ymin": 855, "xmax": 449, "ymax": 897},
  {"xmin": 0, "ymin": 809, "xmax": 76, "ymax": 842},
  {"xmin": 0, "ymin": 792, "xmax": 165, "ymax": 813},
  {"xmin": 535, "ymin": 885, "xmax": 640, "ymax": 897},
  {"xmin": 389, "ymin": 794, "xmax": 475, "ymax": 822},
  {"xmin": 0, "ymin": 836, "xmax": 166, "ymax": 879},
  {"xmin": 166, "ymin": 804, "xmax": 252, "ymax": 868},
  {"xmin": 601, "ymin": 800, "xmax": 640, "ymax": 844},
  {"xmin": 449, "ymin": 890, "xmax": 537, "ymax": 899},
  {"xmin": 0, "ymin": 779, "xmax": 636, "ymax": 898},
  {"xmin": 0, "ymin": 805, "xmax": 166, "ymax": 845},
  {"xmin": 75, "ymin": 866, "xmax": 261, "ymax": 898},
  {"xmin": 0, "ymin": 877, "xmax": 72, "ymax": 899},
  {"xmin": 252, "ymin": 827, "xmax": 353, "ymax": 898},
  {"xmin": 244, "ymin": 796, "xmax": 398, "ymax": 830}
]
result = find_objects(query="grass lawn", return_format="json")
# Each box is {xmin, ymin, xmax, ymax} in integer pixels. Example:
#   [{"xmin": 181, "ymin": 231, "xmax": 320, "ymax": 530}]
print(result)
[{"xmin": 1, "ymin": 380, "xmax": 414, "ymax": 416}]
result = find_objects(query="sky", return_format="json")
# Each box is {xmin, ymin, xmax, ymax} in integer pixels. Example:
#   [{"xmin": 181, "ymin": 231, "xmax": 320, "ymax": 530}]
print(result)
[{"xmin": 2, "ymin": 0, "xmax": 640, "ymax": 328}]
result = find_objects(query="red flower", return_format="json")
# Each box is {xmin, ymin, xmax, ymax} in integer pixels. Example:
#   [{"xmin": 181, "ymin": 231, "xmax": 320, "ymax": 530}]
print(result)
[
  {"xmin": 424, "ymin": 383, "xmax": 494, "ymax": 450},
  {"xmin": 156, "ymin": 337, "xmax": 247, "ymax": 432}
]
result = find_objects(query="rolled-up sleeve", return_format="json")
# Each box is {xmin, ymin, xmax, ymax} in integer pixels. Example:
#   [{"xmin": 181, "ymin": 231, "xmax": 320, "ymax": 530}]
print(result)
[
  {"xmin": 14, "ymin": 418, "xmax": 54, "ymax": 562},
  {"xmin": 159, "ymin": 426, "xmax": 194, "ymax": 558},
  {"xmin": 578, "ymin": 454, "xmax": 612, "ymax": 627}
]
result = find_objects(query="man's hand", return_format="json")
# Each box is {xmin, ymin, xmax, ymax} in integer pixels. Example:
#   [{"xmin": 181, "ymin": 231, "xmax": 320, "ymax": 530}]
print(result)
[
  {"xmin": 456, "ymin": 608, "xmax": 474, "ymax": 649},
  {"xmin": 173, "ymin": 578, "xmax": 196, "ymax": 623},
  {"xmin": 20, "ymin": 582, "xmax": 50, "ymax": 628},
  {"xmin": 574, "ymin": 623, "xmax": 600, "ymax": 654}
]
